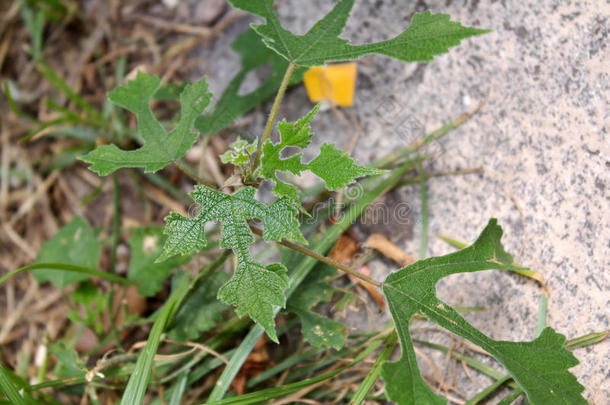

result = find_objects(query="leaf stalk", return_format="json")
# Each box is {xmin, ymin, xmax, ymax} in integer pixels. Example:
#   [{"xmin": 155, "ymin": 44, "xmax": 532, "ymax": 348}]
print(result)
[
  {"xmin": 249, "ymin": 225, "xmax": 382, "ymax": 288},
  {"xmin": 252, "ymin": 62, "xmax": 296, "ymax": 172},
  {"xmin": 174, "ymin": 160, "xmax": 217, "ymax": 189}
]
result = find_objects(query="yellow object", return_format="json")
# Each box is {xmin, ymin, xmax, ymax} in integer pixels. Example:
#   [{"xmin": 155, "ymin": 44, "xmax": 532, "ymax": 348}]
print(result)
[{"xmin": 303, "ymin": 63, "xmax": 357, "ymax": 107}]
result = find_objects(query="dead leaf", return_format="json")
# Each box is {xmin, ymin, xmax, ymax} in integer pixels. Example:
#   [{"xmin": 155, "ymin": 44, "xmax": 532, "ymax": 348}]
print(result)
[
  {"xmin": 354, "ymin": 264, "xmax": 385, "ymax": 309},
  {"xmin": 328, "ymin": 233, "xmax": 359, "ymax": 264},
  {"xmin": 364, "ymin": 233, "xmax": 416, "ymax": 267},
  {"xmin": 329, "ymin": 231, "xmax": 385, "ymax": 308},
  {"xmin": 231, "ymin": 335, "xmax": 272, "ymax": 395}
]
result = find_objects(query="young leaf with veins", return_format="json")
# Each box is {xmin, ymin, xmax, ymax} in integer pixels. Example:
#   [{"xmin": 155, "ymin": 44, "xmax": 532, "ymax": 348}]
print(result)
[
  {"xmin": 260, "ymin": 104, "xmax": 383, "ymax": 204},
  {"xmin": 157, "ymin": 186, "xmax": 305, "ymax": 342},
  {"xmin": 80, "ymin": 72, "xmax": 212, "ymax": 175},
  {"xmin": 381, "ymin": 219, "xmax": 587, "ymax": 405},
  {"xmin": 220, "ymin": 137, "xmax": 258, "ymax": 178}
]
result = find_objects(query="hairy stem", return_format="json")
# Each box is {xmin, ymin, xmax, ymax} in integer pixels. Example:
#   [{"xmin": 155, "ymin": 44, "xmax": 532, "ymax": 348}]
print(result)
[
  {"xmin": 252, "ymin": 62, "xmax": 296, "ymax": 172},
  {"xmin": 174, "ymin": 160, "xmax": 217, "ymax": 189},
  {"xmin": 249, "ymin": 225, "xmax": 382, "ymax": 287}
]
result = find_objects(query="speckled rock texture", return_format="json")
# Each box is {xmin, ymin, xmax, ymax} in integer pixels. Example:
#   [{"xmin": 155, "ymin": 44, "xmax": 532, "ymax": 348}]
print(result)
[{"xmin": 194, "ymin": 0, "xmax": 608, "ymax": 403}]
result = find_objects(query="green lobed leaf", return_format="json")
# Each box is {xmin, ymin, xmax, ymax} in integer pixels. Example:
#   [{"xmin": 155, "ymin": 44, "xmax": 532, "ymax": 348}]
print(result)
[
  {"xmin": 195, "ymin": 28, "xmax": 305, "ymax": 136},
  {"xmin": 80, "ymin": 72, "xmax": 212, "ymax": 175},
  {"xmin": 219, "ymin": 138, "xmax": 257, "ymax": 167},
  {"xmin": 50, "ymin": 342, "xmax": 86, "ymax": 378},
  {"xmin": 260, "ymin": 104, "xmax": 383, "ymax": 203},
  {"xmin": 158, "ymin": 186, "xmax": 306, "ymax": 341},
  {"xmin": 70, "ymin": 281, "xmax": 101, "ymax": 306},
  {"xmin": 167, "ymin": 270, "xmax": 229, "ymax": 341},
  {"xmin": 127, "ymin": 227, "xmax": 190, "ymax": 297},
  {"xmin": 67, "ymin": 281, "xmax": 108, "ymax": 334},
  {"xmin": 33, "ymin": 216, "xmax": 102, "ymax": 288},
  {"xmin": 381, "ymin": 219, "xmax": 586, "ymax": 405},
  {"xmin": 228, "ymin": 0, "xmax": 490, "ymax": 66},
  {"xmin": 286, "ymin": 265, "xmax": 345, "ymax": 350}
]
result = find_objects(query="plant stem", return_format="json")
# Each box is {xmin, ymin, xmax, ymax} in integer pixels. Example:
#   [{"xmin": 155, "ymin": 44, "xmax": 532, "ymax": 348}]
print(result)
[
  {"xmin": 252, "ymin": 62, "xmax": 296, "ymax": 172},
  {"xmin": 174, "ymin": 160, "xmax": 217, "ymax": 189},
  {"xmin": 249, "ymin": 225, "xmax": 382, "ymax": 287},
  {"xmin": 198, "ymin": 137, "xmax": 210, "ymax": 179}
]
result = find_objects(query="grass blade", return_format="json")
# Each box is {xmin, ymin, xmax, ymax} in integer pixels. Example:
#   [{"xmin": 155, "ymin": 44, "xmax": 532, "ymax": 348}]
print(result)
[
  {"xmin": 536, "ymin": 292, "xmax": 548, "ymax": 337},
  {"xmin": 464, "ymin": 375, "xmax": 512, "ymax": 405},
  {"xmin": 120, "ymin": 275, "xmax": 190, "ymax": 405},
  {"xmin": 0, "ymin": 263, "xmax": 132, "ymax": 285},
  {"xmin": 208, "ymin": 325, "xmax": 262, "ymax": 401},
  {"xmin": 246, "ymin": 347, "xmax": 325, "ymax": 389},
  {"xmin": 110, "ymin": 173, "xmax": 121, "ymax": 272},
  {"xmin": 413, "ymin": 339, "xmax": 507, "ymax": 381},
  {"xmin": 350, "ymin": 331, "xmax": 397, "ymax": 405},
  {"xmin": 371, "ymin": 104, "xmax": 482, "ymax": 169},
  {"xmin": 496, "ymin": 388, "xmax": 524, "ymax": 405},
  {"xmin": 0, "ymin": 365, "xmax": 26, "ymax": 405},
  {"xmin": 417, "ymin": 157, "xmax": 428, "ymax": 259},
  {"xmin": 204, "ymin": 337, "xmax": 385, "ymax": 405},
  {"xmin": 437, "ymin": 234, "xmax": 468, "ymax": 249},
  {"xmin": 3, "ymin": 81, "xmax": 38, "ymax": 123},
  {"xmin": 565, "ymin": 331, "xmax": 609, "ymax": 350},
  {"xmin": 19, "ymin": 3, "xmax": 45, "ymax": 61},
  {"xmin": 120, "ymin": 251, "xmax": 231, "ymax": 404},
  {"xmin": 36, "ymin": 61, "xmax": 104, "ymax": 125},
  {"xmin": 168, "ymin": 369, "xmax": 189, "ymax": 405}
]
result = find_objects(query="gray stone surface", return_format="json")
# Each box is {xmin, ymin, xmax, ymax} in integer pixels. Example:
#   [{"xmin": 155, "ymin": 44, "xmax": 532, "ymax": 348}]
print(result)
[{"xmin": 195, "ymin": 0, "xmax": 608, "ymax": 403}]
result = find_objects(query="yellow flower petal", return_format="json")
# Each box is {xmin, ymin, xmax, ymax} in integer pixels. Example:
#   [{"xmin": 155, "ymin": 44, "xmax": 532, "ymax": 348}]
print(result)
[{"xmin": 303, "ymin": 63, "xmax": 357, "ymax": 107}]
